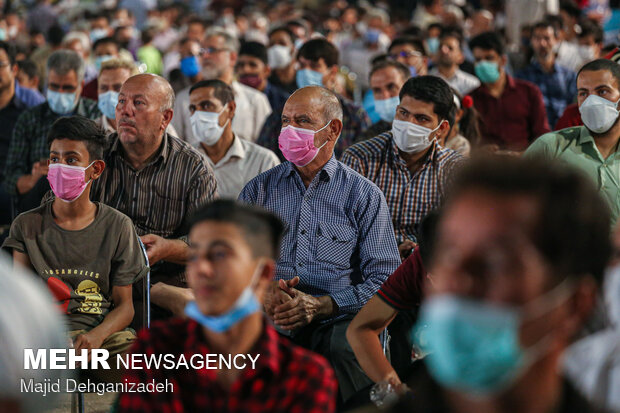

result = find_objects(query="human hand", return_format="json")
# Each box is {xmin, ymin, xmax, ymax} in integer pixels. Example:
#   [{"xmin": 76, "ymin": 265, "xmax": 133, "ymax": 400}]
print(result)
[
  {"xmin": 264, "ymin": 283, "xmax": 293, "ymax": 319},
  {"xmin": 73, "ymin": 332, "xmax": 105, "ymax": 363},
  {"xmin": 140, "ymin": 234, "xmax": 169, "ymax": 264},
  {"xmin": 31, "ymin": 161, "xmax": 49, "ymax": 179},
  {"xmin": 398, "ymin": 240, "xmax": 417, "ymax": 261},
  {"xmin": 273, "ymin": 289, "xmax": 325, "ymax": 331}
]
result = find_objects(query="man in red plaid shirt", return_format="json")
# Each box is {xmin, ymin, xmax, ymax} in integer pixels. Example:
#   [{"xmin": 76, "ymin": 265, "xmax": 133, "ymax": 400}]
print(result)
[{"xmin": 118, "ymin": 200, "xmax": 337, "ymax": 412}]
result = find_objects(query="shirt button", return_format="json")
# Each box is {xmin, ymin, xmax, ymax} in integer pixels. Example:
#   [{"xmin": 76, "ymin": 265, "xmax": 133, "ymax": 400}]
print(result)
[
  {"xmin": 298, "ymin": 262, "xmax": 303, "ymax": 267},
  {"xmin": 133, "ymin": 197, "xmax": 137, "ymax": 201},
  {"xmin": 301, "ymin": 229, "xmax": 306, "ymax": 235},
  {"xmin": 332, "ymin": 236, "xmax": 337, "ymax": 241}
]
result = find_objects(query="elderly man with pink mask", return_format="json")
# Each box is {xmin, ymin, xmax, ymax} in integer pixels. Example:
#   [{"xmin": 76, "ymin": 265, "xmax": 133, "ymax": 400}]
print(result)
[{"xmin": 238, "ymin": 86, "xmax": 401, "ymax": 407}]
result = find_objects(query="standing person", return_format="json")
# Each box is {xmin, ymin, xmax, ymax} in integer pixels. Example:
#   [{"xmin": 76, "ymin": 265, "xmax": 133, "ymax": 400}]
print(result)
[
  {"xmin": 118, "ymin": 200, "xmax": 338, "ymax": 412},
  {"xmin": 3, "ymin": 50, "xmax": 100, "ymax": 215},
  {"xmin": 469, "ymin": 31, "xmax": 550, "ymax": 151}
]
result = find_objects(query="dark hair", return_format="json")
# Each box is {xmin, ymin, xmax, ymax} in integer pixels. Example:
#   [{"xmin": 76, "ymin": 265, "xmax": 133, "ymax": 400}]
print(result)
[
  {"xmin": 187, "ymin": 17, "xmax": 207, "ymax": 29},
  {"xmin": 0, "ymin": 41, "xmax": 16, "ymax": 65},
  {"xmin": 399, "ymin": 75, "xmax": 455, "ymax": 121},
  {"xmin": 389, "ymin": 36, "xmax": 427, "ymax": 56},
  {"xmin": 141, "ymin": 28, "xmax": 156, "ymax": 45},
  {"xmin": 440, "ymin": 25, "xmax": 464, "ymax": 46},
  {"xmin": 47, "ymin": 25, "xmax": 65, "ymax": 47},
  {"xmin": 532, "ymin": 20, "xmax": 559, "ymax": 38},
  {"xmin": 239, "ymin": 41, "xmax": 268, "ymax": 65},
  {"xmin": 93, "ymin": 36, "xmax": 118, "ymax": 52},
  {"xmin": 469, "ymin": 31, "xmax": 505, "ymax": 55},
  {"xmin": 578, "ymin": 20, "xmax": 604, "ymax": 44},
  {"xmin": 445, "ymin": 156, "xmax": 611, "ymax": 283},
  {"xmin": 17, "ymin": 59, "xmax": 38, "ymax": 79},
  {"xmin": 268, "ymin": 26, "xmax": 296, "ymax": 42},
  {"xmin": 189, "ymin": 79, "xmax": 235, "ymax": 105},
  {"xmin": 370, "ymin": 53, "xmax": 389, "ymax": 65},
  {"xmin": 369, "ymin": 59, "xmax": 410, "ymax": 82},
  {"xmin": 427, "ymin": 22, "xmax": 443, "ymax": 33},
  {"xmin": 578, "ymin": 58, "xmax": 620, "ymax": 88},
  {"xmin": 47, "ymin": 116, "xmax": 108, "ymax": 161},
  {"xmin": 297, "ymin": 38, "xmax": 339, "ymax": 67},
  {"xmin": 560, "ymin": 0, "xmax": 582, "ymax": 19},
  {"xmin": 453, "ymin": 89, "xmax": 481, "ymax": 146},
  {"xmin": 189, "ymin": 200, "xmax": 285, "ymax": 260},
  {"xmin": 418, "ymin": 209, "xmax": 440, "ymax": 266}
]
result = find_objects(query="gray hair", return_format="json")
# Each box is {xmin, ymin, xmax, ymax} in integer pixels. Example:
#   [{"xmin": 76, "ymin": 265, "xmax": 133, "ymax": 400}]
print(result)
[
  {"xmin": 205, "ymin": 27, "xmax": 240, "ymax": 53},
  {"xmin": 47, "ymin": 49, "xmax": 85, "ymax": 82},
  {"xmin": 61, "ymin": 31, "xmax": 91, "ymax": 52},
  {"xmin": 316, "ymin": 87, "xmax": 343, "ymax": 124}
]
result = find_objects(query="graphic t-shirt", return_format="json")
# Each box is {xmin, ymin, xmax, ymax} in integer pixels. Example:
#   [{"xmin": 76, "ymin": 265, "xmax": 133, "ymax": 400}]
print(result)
[{"xmin": 3, "ymin": 201, "xmax": 148, "ymax": 330}]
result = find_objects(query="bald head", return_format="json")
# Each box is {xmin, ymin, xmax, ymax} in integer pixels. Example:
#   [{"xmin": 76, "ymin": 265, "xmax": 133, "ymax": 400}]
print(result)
[
  {"xmin": 124, "ymin": 74, "xmax": 175, "ymax": 112},
  {"xmin": 288, "ymin": 86, "xmax": 343, "ymax": 125}
]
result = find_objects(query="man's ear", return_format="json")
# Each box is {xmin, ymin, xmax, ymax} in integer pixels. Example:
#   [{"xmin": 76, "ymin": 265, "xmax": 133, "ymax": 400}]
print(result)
[
  {"xmin": 229, "ymin": 51, "xmax": 238, "ymax": 67},
  {"xmin": 328, "ymin": 118, "xmax": 343, "ymax": 141},
  {"xmin": 558, "ymin": 276, "xmax": 598, "ymax": 342},
  {"xmin": 226, "ymin": 100, "xmax": 237, "ymax": 123},
  {"xmin": 91, "ymin": 159, "xmax": 106, "ymax": 180},
  {"xmin": 500, "ymin": 54, "xmax": 508, "ymax": 69},
  {"xmin": 264, "ymin": 65, "xmax": 271, "ymax": 78},
  {"xmin": 161, "ymin": 108, "xmax": 174, "ymax": 130}
]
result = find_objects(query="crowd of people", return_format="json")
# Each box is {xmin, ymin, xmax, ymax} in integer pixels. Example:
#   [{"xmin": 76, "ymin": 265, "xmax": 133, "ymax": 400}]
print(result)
[{"xmin": 0, "ymin": 0, "xmax": 620, "ymax": 412}]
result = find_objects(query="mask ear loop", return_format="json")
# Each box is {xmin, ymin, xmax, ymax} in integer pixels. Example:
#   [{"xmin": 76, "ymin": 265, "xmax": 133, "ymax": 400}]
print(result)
[{"xmin": 314, "ymin": 120, "xmax": 333, "ymax": 150}]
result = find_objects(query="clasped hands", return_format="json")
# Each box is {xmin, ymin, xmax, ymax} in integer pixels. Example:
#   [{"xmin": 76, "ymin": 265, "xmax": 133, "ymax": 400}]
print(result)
[{"xmin": 264, "ymin": 276, "xmax": 334, "ymax": 331}]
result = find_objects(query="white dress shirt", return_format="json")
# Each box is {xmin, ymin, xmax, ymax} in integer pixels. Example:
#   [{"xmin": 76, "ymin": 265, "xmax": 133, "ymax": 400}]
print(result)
[{"xmin": 429, "ymin": 67, "xmax": 481, "ymax": 96}]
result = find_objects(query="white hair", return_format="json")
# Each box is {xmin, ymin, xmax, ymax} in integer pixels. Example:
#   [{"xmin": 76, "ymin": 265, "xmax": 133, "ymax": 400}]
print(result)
[{"xmin": 62, "ymin": 31, "xmax": 91, "ymax": 52}]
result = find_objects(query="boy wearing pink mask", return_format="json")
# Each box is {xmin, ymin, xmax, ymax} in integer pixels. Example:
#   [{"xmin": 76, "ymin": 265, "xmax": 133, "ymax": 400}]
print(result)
[{"xmin": 2, "ymin": 115, "xmax": 148, "ymax": 382}]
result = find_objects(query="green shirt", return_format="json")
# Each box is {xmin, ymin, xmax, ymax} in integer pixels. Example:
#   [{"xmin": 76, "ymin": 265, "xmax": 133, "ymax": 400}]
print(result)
[{"xmin": 524, "ymin": 126, "xmax": 620, "ymax": 224}]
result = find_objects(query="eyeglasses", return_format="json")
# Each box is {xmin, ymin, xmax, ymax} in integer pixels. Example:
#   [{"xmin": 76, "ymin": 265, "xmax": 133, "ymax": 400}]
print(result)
[
  {"xmin": 388, "ymin": 51, "xmax": 423, "ymax": 60},
  {"xmin": 200, "ymin": 47, "xmax": 231, "ymax": 56},
  {"xmin": 0, "ymin": 61, "xmax": 11, "ymax": 68}
]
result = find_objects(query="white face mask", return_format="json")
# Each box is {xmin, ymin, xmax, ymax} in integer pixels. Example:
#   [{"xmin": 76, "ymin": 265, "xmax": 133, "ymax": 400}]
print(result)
[
  {"xmin": 190, "ymin": 106, "xmax": 229, "ymax": 146},
  {"xmin": 577, "ymin": 45, "xmax": 596, "ymax": 61},
  {"xmin": 579, "ymin": 94, "xmax": 620, "ymax": 134},
  {"xmin": 267, "ymin": 45, "xmax": 292, "ymax": 69},
  {"xmin": 391, "ymin": 119, "xmax": 443, "ymax": 153}
]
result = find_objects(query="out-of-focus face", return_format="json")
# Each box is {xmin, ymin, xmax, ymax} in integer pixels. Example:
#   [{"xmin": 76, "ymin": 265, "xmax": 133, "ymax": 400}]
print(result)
[
  {"xmin": 236, "ymin": 55, "xmax": 269, "ymax": 87},
  {"xmin": 200, "ymin": 35, "xmax": 235, "ymax": 80},
  {"xmin": 187, "ymin": 22, "xmax": 205, "ymax": 42},
  {"xmin": 98, "ymin": 67, "xmax": 131, "ymax": 95},
  {"xmin": 0, "ymin": 49, "xmax": 16, "ymax": 91},
  {"xmin": 577, "ymin": 69, "xmax": 620, "ymax": 107},
  {"xmin": 16, "ymin": 68, "xmax": 37, "ymax": 90},
  {"xmin": 187, "ymin": 221, "xmax": 265, "ymax": 316},
  {"xmin": 64, "ymin": 39, "xmax": 89, "ymax": 60},
  {"xmin": 436, "ymin": 35, "xmax": 463, "ymax": 67},
  {"xmin": 94, "ymin": 42, "xmax": 119, "ymax": 58},
  {"xmin": 389, "ymin": 43, "xmax": 427, "ymax": 75},
  {"xmin": 180, "ymin": 39, "xmax": 200, "ymax": 59},
  {"xmin": 531, "ymin": 27, "xmax": 557, "ymax": 60},
  {"xmin": 472, "ymin": 47, "xmax": 505, "ymax": 73},
  {"xmin": 269, "ymin": 29, "xmax": 294, "ymax": 49},
  {"xmin": 47, "ymin": 69, "xmax": 82, "ymax": 100},
  {"xmin": 370, "ymin": 66, "xmax": 406, "ymax": 100}
]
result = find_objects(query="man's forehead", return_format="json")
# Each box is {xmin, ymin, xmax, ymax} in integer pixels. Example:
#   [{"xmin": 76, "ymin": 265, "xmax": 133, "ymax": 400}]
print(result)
[
  {"xmin": 371, "ymin": 66, "xmax": 402, "ymax": 84},
  {"xmin": 48, "ymin": 70, "xmax": 78, "ymax": 81},
  {"xmin": 400, "ymin": 95, "xmax": 436, "ymax": 114},
  {"xmin": 190, "ymin": 87, "xmax": 220, "ymax": 103},
  {"xmin": 578, "ymin": 70, "xmax": 619, "ymax": 89},
  {"xmin": 283, "ymin": 93, "xmax": 322, "ymax": 115},
  {"xmin": 204, "ymin": 35, "xmax": 224, "ymax": 47}
]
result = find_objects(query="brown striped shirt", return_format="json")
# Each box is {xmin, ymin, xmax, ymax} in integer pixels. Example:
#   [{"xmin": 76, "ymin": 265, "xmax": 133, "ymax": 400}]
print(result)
[{"xmin": 91, "ymin": 132, "xmax": 217, "ymax": 239}]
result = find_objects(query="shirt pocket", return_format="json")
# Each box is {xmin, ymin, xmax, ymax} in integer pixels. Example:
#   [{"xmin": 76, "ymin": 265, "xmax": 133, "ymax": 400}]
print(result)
[{"xmin": 315, "ymin": 221, "xmax": 357, "ymax": 269}]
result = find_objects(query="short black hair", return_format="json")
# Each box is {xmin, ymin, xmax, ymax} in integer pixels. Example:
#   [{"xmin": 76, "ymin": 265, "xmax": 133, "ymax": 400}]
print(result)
[
  {"xmin": 189, "ymin": 200, "xmax": 285, "ymax": 260},
  {"xmin": 578, "ymin": 19, "xmax": 604, "ymax": 44},
  {"xmin": 17, "ymin": 59, "xmax": 38, "ymax": 79},
  {"xmin": 93, "ymin": 36, "xmax": 118, "ymax": 52},
  {"xmin": 399, "ymin": 75, "xmax": 455, "ymax": 122},
  {"xmin": 47, "ymin": 25, "xmax": 65, "ymax": 46},
  {"xmin": 578, "ymin": 58, "xmax": 620, "ymax": 88},
  {"xmin": 469, "ymin": 31, "xmax": 505, "ymax": 56},
  {"xmin": 47, "ymin": 116, "xmax": 108, "ymax": 161},
  {"xmin": 189, "ymin": 79, "xmax": 235, "ymax": 105},
  {"xmin": 532, "ymin": 20, "xmax": 559, "ymax": 38},
  {"xmin": 440, "ymin": 26, "xmax": 464, "ymax": 46},
  {"xmin": 268, "ymin": 26, "xmax": 296, "ymax": 41},
  {"xmin": 0, "ymin": 41, "xmax": 16, "ymax": 65},
  {"xmin": 297, "ymin": 38, "xmax": 339, "ymax": 68},
  {"xmin": 560, "ymin": 0, "xmax": 582, "ymax": 19},
  {"xmin": 369, "ymin": 59, "xmax": 410, "ymax": 83},
  {"xmin": 389, "ymin": 36, "xmax": 427, "ymax": 56},
  {"xmin": 445, "ymin": 156, "xmax": 611, "ymax": 283},
  {"xmin": 239, "ymin": 41, "xmax": 268, "ymax": 65}
]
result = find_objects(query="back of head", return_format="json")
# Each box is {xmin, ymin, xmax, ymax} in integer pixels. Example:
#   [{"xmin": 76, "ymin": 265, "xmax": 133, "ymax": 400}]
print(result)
[
  {"xmin": 47, "ymin": 115, "xmax": 108, "ymax": 161},
  {"xmin": 17, "ymin": 59, "xmax": 38, "ymax": 79},
  {"xmin": 399, "ymin": 75, "xmax": 455, "ymax": 122},
  {"xmin": 47, "ymin": 49, "xmax": 85, "ymax": 82},
  {"xmin": 297, "ymin": 38, "xmax": 339, "ymax": 67},
  {"xmin": 189, "ymin": 200, "xmax": 285, "ymax": 260},
  {"xmin": 446, "ymin": 156, "xmax": 611, "ymax": 283},
  {"xmin": 469, "ymin": 31, "xmax": 505, "ymax": 55}
]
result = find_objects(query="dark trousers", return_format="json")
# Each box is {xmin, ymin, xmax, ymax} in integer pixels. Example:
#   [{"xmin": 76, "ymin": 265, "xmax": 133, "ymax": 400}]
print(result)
[{"xmin": 291, "ymin": 317, "xmax": 374, "ymax": 406}]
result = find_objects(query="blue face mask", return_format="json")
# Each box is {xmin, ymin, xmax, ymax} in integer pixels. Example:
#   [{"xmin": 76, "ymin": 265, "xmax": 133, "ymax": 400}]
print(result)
[
  {"xmin": 94, "ymin": 55, "xmax": 114, "ymax": 73},
  {"xmin": 366, "ymin": 29, "xmax": 381, "ymax": 44},
  {"xmin": 90, "ymin": 28, "xmax": 109, "ymax": 44},
  {"xmin": 408, "ymin": 65, "xmax": 418, "ymax": 78},
  {"xmin": 180, "ymin": 55, "xmax": 201, "ymax": 78},
  {"xmin": 475, "ymin": 60, "xmax": 501, "ymax": 84},
  {"xmin": 184, "ymin": 263, "xmax": 263, "ymax": 333},
  {"xmin": 374, "ymin": 96, "xmax": 399, "ymax": 123},
  {"xmin": 412, "ymin": 280, "xmax": 572, "ymax": 396},
  {"xmin": 427, "ymin": 37, "xmax": 439, "ymax": 55},
  {"xmin": 296, "ymin": 68, "xmax": 324, "ymax": 88},
  {"xmin": 98, "ymin": 91, "xmax": 118, "ymax": 120},
  {"xmin": 47, "ymin": 90, "xmax": 77, "ymax": 115}
]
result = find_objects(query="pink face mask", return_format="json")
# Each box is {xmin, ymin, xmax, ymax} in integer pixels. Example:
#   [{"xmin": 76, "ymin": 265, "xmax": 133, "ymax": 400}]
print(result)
[
  {"xmin": 47, "ymin": 162, "xmax": 95, "ymax": 202},
  {"xmin": 278, "ymin": 121, "xmax": 331, "ymax": 167}
]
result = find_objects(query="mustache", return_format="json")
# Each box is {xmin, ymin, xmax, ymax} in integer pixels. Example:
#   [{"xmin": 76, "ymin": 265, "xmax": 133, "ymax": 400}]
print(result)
[{"xmin": 118, "ymin": 118, "xmax": 136, "ymax": 127}]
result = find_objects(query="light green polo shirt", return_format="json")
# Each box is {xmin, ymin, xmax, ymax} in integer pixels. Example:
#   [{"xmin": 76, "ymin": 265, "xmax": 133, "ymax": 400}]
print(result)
[{"xmin": 524, "ymin": 126, "xmax": 620, "ymax": 225}]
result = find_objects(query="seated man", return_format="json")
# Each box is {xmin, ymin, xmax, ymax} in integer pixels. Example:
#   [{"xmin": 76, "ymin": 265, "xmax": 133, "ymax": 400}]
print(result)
[
  {"xmin": 239, "ymin": 86, "xmax": 401, "ymax": 405},
  {"xmin": 389, "ymin": 156, "xmax": 610, "ymax": 412},
  {"xmin": 341, "ymin": 76, "xmax": 462, "ymax": 260},
  {"xmin": 119, "ymin": 200, "xmax": 337, "ymax": 412},
  {"xmin": 469, "ymin": 31, "xmax": 550, "ymax": 151},
  {"xmin": 2, "ymin": 116, "xmax": 148, "ymax": 382},
  {"xmin": 189, "ymin": 79, "xmax": 279, "ymax": 199}
]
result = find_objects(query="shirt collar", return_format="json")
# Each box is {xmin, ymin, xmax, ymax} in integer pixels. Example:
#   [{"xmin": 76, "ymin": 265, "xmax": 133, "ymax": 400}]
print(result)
[
  {"xmin": 388, "ymin": 131, "xmax": 440, "ymax": 167},
  {"xmin": 576, "ymin": 125, "xmax": 596, "ymax": 146},
  {"xmin": 285, "ymin": 154, "xmax": 338, "ymax": 182},
  {"xmin": 109, "ymin": 132, "xmax": 171, "ymax": 164}
]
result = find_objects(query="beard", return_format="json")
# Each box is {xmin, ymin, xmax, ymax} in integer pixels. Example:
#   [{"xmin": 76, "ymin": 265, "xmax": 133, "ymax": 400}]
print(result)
[{"xmin": 201, "ymin": 63, "xmax": 225, "ymax": 80}]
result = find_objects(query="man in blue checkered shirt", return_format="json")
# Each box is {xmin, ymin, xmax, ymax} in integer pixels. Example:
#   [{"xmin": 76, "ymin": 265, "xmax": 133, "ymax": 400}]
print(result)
[{"xmin": 238, "ymin": 86, "xmax": 401, "ymax": 406}]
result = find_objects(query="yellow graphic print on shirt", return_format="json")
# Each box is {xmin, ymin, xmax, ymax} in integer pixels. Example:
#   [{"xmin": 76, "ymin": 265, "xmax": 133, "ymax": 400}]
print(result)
[{"xmin": 75, "ymin": 280, "xmax": 103, "ymax": 314}]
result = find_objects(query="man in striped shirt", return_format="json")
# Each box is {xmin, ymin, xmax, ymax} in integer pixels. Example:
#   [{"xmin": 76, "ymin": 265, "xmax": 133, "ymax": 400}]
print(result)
[{"xmin": 341, "ymin": 75, "xmax": 462, "ymax": 261}]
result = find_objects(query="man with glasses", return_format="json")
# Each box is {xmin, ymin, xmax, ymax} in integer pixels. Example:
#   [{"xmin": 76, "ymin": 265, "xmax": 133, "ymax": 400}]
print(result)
[
  {"xmin": 172, "ymin": 28, "xmax": 272, "ymax": 144},
  {"xmin": 3, "ymin": 50, "xmax": 100, "ymax": 215},
  {"xmin": 388, "ymin": 36, "xmax": 429, "ymax": 77}
]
